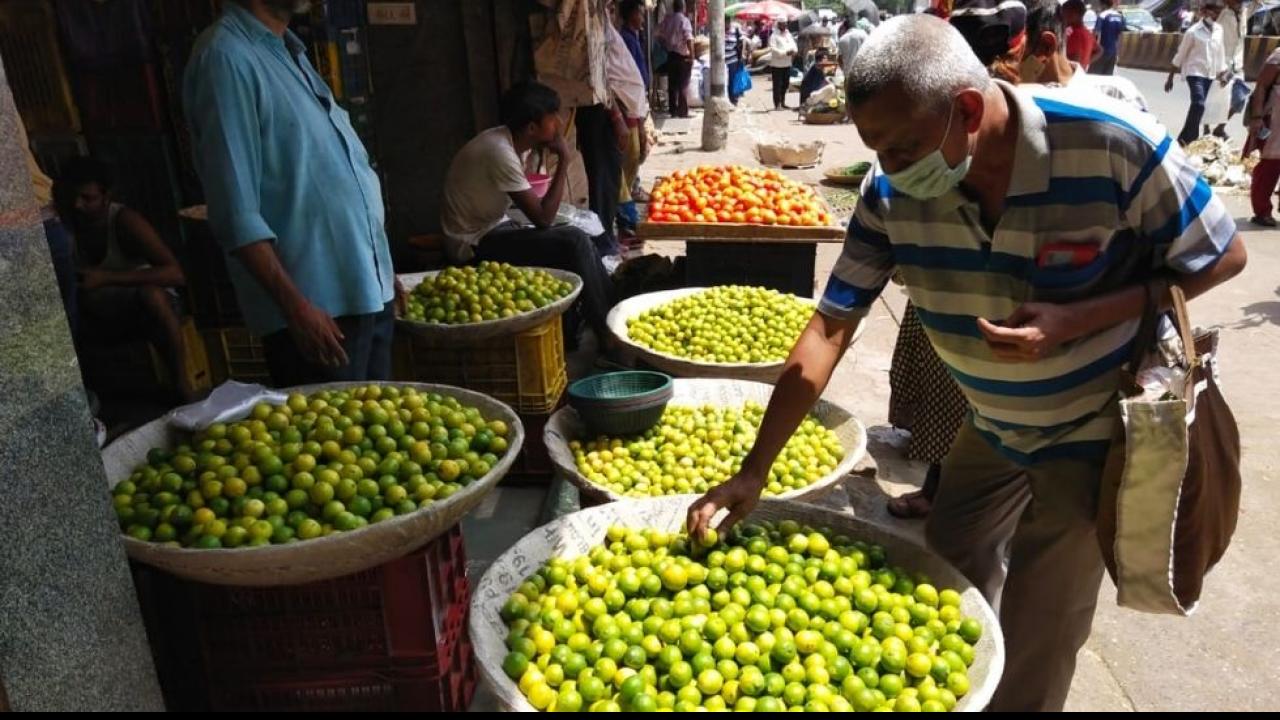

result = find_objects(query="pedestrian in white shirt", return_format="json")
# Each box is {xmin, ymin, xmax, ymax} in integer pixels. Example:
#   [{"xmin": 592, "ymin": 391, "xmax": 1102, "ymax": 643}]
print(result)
[
  {"xmin": 1166, "ymin": 2, "xmax": 1228, "ymax": 146},
  {"xmin": 768, "ymin": 20, "xmax": 798, "ymax": 110}
]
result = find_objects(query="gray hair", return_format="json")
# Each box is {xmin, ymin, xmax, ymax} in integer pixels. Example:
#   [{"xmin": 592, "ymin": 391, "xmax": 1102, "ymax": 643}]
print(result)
[{"xmin": 846, "ymin": 15, "xmax": 991, "ymax": 112}]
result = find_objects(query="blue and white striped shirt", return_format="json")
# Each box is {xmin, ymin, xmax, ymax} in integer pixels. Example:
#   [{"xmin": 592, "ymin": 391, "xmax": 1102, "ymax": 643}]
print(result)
[{"xmin": 820, "ymin": 82, "xmax": 1237, "ymax": 464}]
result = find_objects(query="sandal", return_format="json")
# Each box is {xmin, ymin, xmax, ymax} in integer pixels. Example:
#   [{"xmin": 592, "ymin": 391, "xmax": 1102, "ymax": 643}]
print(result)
[{"xmin": 886, "ymin": 489, "xmax": 933, "ymax": 520}]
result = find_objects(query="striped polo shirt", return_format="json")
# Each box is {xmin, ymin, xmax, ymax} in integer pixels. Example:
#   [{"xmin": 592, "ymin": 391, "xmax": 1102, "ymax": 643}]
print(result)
[{"xmin": 819, "ymin": 81, "xmax": 1237, "ymax": 464}]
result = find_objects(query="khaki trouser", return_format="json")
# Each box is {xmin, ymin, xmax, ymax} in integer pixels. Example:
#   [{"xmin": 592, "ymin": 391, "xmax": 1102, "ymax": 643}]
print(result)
[
  {"xmin": 619, "ymin": 124, "xmax": 641, "ymax": 205},
  {"xmin": 925, "ymin": 422, "xmax": 1108, "ymax": 712}
]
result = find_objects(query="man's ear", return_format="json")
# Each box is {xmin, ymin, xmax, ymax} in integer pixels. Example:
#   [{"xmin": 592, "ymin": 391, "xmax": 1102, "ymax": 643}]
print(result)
[
  {"xmin": 1037, "ymin": 30, "xmax": 1059, "ymax": 58},
  {"xmin": 954, "ymin": 89, "xmax": 986, "ymax": 134}
]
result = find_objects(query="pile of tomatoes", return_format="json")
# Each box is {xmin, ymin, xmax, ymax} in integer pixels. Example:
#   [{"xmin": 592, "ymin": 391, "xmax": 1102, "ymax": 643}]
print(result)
[{"xmin": 647, "ymin": 166, "xmax": 834, "ymax": 227}]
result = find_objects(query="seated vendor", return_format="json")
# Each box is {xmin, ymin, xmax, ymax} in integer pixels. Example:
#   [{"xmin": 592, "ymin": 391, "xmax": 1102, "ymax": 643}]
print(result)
[
  {"xmin": 441, "ymin": 81, "xmax": 615, "ymax": 349},
  {"xmin": 799, "ymin": 48, "xmax": 836, "ymax": 106},
  {"xmin": 55, "ymin": 157, "xmax": 200, "ymax": 403}
]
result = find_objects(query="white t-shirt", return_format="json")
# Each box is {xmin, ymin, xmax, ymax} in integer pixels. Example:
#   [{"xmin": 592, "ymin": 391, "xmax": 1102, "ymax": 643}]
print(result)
[
  {"xmin": 769, "ymin": 30, "xmax": 797, "ymax": 68},
  {"xmin": 441, "ymin": 126, "xmax": 531, "ymax": 262}
]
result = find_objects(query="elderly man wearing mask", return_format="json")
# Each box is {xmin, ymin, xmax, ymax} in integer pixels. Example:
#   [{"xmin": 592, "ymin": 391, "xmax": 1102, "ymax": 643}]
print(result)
[{"xmin": 688, "ymin": 14, "xmax": 1246, "ymax": 711}]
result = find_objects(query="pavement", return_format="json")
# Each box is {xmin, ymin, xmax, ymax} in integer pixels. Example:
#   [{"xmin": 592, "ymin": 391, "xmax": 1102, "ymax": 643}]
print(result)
[{"xmin": 466, "ymin": 66, "xmax": 1278, "ymax": 711}]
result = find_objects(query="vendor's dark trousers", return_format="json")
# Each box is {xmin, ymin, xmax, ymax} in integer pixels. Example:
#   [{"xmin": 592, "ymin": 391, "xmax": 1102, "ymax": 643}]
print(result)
[
  {"xmin": 262, "ymin": 301, "xmax": 394, "ymax": 387},
  {"xmin": 576, "ymin": 104, "xmax": 623, "ymax": 254},
  {"xmin": 667, "ymin": 53, "xmax": 692, "ymax": 117},
  {"xmin": 1179, "ymin": 76, "xmax": 1212, "ymax": 146},
  {"xmin": 476, "ymin": 223, "xmax": 614, "ymax": 342},
  {"xmin": 771, "ymin": 66, "xmax": 790, "ymax": 108}
]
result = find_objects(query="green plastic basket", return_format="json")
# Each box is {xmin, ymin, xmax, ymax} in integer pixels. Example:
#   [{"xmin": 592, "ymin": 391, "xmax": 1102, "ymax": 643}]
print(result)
[{"xmin": 567, "ymin": 371, "xmax": 674, "ymax": 436}]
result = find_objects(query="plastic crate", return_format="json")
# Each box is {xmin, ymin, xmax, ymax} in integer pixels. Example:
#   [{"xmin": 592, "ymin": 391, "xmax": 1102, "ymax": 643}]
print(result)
[
  {"xmin": 507, "ymin": 404, "xmax": 560, "ymax": 481},
  {"xmin": 134, "ymin": 526, "xmax": 474, "ymax": 711},
  {"xmin": 684, "ymin": 241, "xmax": 818, "ymax": 298},
  {"xmin": 208, "ymin": 637, "xmax": 476, "ymax": 712},
  {"xmin": 80, "ymin": 316, "xmax": 211, "ymax": 399},
  {"xmin": 392, "ymin": 316, "xmax": 568, "ymax": 414},
  {"xmin": 202, "ymin": 326, "xmax": 271, "ymax": 386},
  {"xmin": 0, "ymin": 0, "xmax": 81, "ymax": 134}
]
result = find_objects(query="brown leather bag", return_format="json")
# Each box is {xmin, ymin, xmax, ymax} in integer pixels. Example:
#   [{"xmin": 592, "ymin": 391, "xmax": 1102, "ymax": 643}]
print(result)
[{"xmin": 1097, "ymin": 284, "xmax": 1242, "ymax": 615}]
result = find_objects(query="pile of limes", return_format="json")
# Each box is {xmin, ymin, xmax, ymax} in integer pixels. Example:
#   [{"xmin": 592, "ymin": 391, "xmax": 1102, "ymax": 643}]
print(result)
[
  {"xmin": 405, "ymin": 262, "xmax": 574, "ymax": 324},
  {"xmin": 626, "ymin": 286, "xmax": 812, "ymax": 364},
  {"xmin": 570, "ymin": 402, "xmax": 844, "ymax": 498},
  {"xmin": 500, "ymin": 521, "xmax": 983, "ymax": 712},
  {"xmin": 111, "ymin": 385, "xmax": 512, "ymax": 549}
]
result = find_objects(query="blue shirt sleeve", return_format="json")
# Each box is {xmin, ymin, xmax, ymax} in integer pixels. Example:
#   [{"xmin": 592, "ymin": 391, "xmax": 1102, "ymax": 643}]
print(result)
[
  {"xmin": 818, "ymin": 173, "xmax": 894, "ymax": 321},
  {"xmin": 183, "ymin": 48, "xmax": 275, "ymax": 252}
]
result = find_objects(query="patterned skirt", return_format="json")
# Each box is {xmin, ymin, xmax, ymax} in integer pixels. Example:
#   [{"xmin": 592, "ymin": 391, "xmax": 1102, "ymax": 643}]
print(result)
[{"xmin": 888, "ymin": 302, "xmax": 970, "ymax": 464}]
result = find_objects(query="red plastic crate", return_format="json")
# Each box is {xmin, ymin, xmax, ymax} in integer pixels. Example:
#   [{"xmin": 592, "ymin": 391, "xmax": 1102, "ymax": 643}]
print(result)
[
  {"xmin": 194, "ymin": 525, "xmax": 469, "ymax": 672},
  {"xmin": 134, "ymin": 525, "xmax": 475, "ymax": 710},
  {"xmin": 506, "ymin": 404, "xmax": 563, "ymax": 482},
  {"xmin": 207, "ymin": 637, "xmax": 477, "ymax": 712}
]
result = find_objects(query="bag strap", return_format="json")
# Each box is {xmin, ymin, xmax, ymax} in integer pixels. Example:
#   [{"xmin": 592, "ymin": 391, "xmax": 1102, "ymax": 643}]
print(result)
[
  {"xmin": 1168, "ymin": 285, "xmax": 1201, "ymax": 409},
  {"xmin": 1169, "ymin": 285, "xmax": 1198, "ymax": 368},
  {"xmin": 1127, "ymin": 277, "xmax": 1171, "ymax": 371}
]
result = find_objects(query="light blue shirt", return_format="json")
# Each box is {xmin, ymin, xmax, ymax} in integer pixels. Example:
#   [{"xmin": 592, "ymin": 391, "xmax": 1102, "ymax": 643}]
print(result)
[{"xmin": 183, "ymin": 2, "xmax": 393, "ymax": 335}]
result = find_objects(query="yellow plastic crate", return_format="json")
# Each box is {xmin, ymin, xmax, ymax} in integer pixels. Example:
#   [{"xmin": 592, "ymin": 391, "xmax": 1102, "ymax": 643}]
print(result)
[
  {"xmin": 393, "ymin": 317, "xmax": 568, "ymax": 414},
  {"xmin": 203, "ymin": 326, "xmax": 272, "ymax": 386},
  {"xmin": 81, "ymin": 317, "xmax": 211, "ymax": 397}
]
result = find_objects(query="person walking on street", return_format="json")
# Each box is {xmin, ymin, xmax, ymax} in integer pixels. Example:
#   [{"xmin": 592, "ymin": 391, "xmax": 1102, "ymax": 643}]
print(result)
[
  {"xmin": 1090, "ymin": 0, "xmax": 1125, "ymax": 75},
  {"xmin": 1166, "ymin": 2, "xmax": 1228, "ymax": 147},
  {"xmin": 726, "ymin": 21, "xmax": 746, "ymax": 105},
  {"xmin": 658, "ymin": 0, "xmax": 694, "ymax": 117},
  {"xmin": 768, "ymin": 19, "xmax": 798, "ymax": 110}
]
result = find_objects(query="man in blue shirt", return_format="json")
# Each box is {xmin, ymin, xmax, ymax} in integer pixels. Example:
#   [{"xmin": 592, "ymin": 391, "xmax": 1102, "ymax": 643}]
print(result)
[
  {"xmin": 184, "ymin": 0, "xmax": 401, "ymax": 387},
  {"xmin": 1090, "ymin": 0, "xmax": 1126, "ymax": 75}
]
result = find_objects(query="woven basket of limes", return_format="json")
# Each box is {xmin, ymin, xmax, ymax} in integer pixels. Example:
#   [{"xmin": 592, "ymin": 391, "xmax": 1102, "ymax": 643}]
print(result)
[{"xmin": 471, "ymin": 496, "xmax": 1005, "ymax": 712}]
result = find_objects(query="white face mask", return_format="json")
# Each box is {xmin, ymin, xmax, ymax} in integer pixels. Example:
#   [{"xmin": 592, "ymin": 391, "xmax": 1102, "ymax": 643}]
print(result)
[{"xmin": 886, "ymin": 104, "xmax": 973, "ymax": 200}]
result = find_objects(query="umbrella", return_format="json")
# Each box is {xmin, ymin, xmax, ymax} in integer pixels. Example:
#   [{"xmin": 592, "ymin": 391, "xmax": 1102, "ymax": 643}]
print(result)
[{"xmin": 735, "ymin": 1, "xmax": 803, "ymax": 22}]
